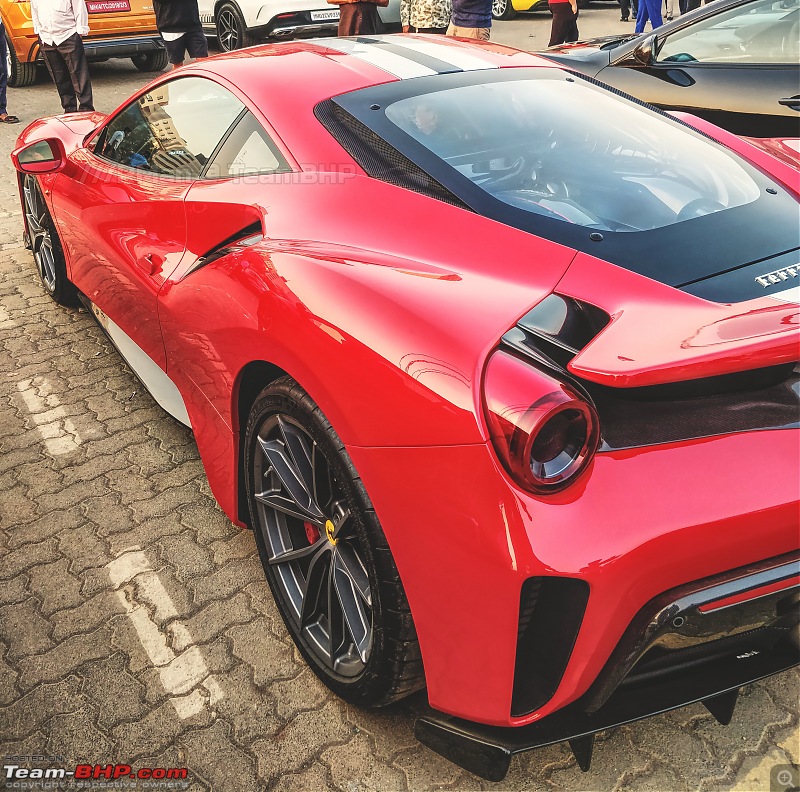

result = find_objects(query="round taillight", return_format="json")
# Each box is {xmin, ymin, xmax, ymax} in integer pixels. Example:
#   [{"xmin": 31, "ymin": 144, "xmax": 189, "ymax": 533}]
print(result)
[{"xmin": 483, "ymin": 350, "xmax": 599, "ymax": 494}]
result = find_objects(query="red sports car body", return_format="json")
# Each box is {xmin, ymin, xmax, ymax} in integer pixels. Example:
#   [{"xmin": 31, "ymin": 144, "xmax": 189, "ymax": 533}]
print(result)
[{"xmin": 11, "ymin": 35, "xmax": 800, "ymax": 780}]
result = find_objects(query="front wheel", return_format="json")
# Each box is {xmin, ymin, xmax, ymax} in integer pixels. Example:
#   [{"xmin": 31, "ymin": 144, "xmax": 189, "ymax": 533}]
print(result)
[
  {"xmin": 22, "ymin": 175, "xmax": 75, "ymax": 305},
  {"xmin": 245, "ymin": 377, "xmax": 424, "ymax": 706},
  {"xmin": 131, "ymin": 49, "xmax": 169, "ymax": 72},
  {"xmin": 492, "ymin": 0, "xmax": 518, "ymax": 19}
]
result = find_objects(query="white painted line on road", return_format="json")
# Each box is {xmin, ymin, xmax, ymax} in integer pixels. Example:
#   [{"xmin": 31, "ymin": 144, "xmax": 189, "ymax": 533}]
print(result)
[
  {"xmin": 107, "ymin": 551, "xmax": 224, "ymax": 719},
  {"xmin": 16, "ymin": 376, "xmax": 82, "ymax": 456}
]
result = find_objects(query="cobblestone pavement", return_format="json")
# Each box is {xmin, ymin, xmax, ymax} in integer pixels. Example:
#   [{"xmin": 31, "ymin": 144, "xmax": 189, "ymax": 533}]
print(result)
[{"xmin": 0, "ymin": 16, "xmax": 798, "ymax": 791}]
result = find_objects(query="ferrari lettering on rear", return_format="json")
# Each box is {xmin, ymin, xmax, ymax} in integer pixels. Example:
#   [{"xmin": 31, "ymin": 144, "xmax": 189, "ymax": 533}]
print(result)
[{"xmin": 755, "ymin": 266, "xmax": 799, "ymax": 287}]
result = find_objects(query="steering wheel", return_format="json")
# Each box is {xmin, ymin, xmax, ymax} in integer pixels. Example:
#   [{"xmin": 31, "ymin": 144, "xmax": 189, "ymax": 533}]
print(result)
[{"xmin": 476, "ymin": 156, "xmax": 527, "ymax": 191}]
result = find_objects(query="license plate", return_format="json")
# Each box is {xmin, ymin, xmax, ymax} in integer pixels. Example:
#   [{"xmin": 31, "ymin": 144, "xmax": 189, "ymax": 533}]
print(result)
[
  {"xmin": 310, "ymin": 9, "xmax": 340, "ymax": 21},
  {"xmin": 86, "ymin": 0, "xmax": 131, "ymax": 12}
]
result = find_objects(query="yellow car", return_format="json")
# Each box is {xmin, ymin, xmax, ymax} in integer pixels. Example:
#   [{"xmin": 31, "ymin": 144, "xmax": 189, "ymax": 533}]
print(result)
[{"xmin": 2, "ymin": 0, "xmax": 166, "ymax": 87}]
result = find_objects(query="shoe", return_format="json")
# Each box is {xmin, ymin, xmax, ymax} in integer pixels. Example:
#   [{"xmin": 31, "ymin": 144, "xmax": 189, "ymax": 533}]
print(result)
[{"xmin": 620, "ymin": 15, "xmax": 629, "ymax": 20}]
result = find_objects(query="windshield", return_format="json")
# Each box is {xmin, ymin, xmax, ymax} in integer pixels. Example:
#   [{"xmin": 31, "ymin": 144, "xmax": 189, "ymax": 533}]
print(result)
[{"xmin": 384, "ymin": 77, "xmax": 760, "ymax": 233}]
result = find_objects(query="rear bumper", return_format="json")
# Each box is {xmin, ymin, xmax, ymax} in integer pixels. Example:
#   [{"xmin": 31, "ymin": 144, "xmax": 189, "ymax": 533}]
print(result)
[
  {"xmin": 82, "ymin": 35, "xmax": 164, "ymax": 59},
  {"xmin": 416, "ymin": 554, "xmax": 800, "ymax": 780}
]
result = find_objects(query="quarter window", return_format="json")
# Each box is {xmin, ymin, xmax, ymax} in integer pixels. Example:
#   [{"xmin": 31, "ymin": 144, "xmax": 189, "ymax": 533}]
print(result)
[
  {"xmin": 206, "ymin": 111, "xmax": 291, "ymax": 178},
  {"xmin": 95, "ymin": 77, "xmax": 245, "ymax": 177},
  {"xmin": 656, "ymin": 0, "xmax": 800, "ymax": 65}
]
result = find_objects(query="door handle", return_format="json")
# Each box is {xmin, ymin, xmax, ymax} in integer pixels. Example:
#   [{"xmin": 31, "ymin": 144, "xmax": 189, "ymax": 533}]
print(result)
[
  {"xmin": 778, "ymin": 96, "xmax": 800, "ymax": 109},
  {"xmin": 138, "ymin": 253, "xmax": 163, "ymax": 275}
]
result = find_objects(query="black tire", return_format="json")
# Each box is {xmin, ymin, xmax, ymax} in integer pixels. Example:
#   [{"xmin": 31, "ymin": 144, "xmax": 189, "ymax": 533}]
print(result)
[
  {"xmin": 492, "ymin": 0, "xmax": 518, "ymax": 20},
  {"xmin": 22, "ymin": 175, "xmax": 76, "ymax": 305},
  {"xmin": 5, "ymin": 31, "xmax": 37, "ymax": 87},
  {"xmin": 215, "ymin": 2, "xmax": 258, "ymax": 51},
  {"xmin": 245, "ymin": 377, "xmax": 424, "ymax": 707},
  {"xmin": 131, "ymin": 49, "xmax": 169, "ymax": 73}
]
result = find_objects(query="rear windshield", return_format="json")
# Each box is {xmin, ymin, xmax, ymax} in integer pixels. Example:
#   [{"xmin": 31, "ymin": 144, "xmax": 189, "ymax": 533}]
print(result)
[{"xmin": 384, "ymin": 78, "xmax": 760, "ymax": 233}]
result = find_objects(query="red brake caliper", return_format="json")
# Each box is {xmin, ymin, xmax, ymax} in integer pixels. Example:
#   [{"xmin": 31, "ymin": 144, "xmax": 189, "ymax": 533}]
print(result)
[{"xmin": 304, "ymin": 521, "xmax": 321, "ymax": 545}]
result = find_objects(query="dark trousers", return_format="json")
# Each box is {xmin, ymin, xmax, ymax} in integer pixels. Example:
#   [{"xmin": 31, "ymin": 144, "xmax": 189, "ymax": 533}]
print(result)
[
  {"xmin": 618, "ymin": 0, "xmax": 630, "ymax": 20},
  {"xmin": 548, "ymin": 2, "xmax": 578, "ymax": 46},
  {"xmin": 41, "ymin": 33, "xmax": 94, "ymax": 113},
  {"xmin": 338, "ymin": 3, "xmax": 384, "ymax": 35},
  {"xmin": 0, "ymin": 23, "xmax": 8, "ymax": 115}
]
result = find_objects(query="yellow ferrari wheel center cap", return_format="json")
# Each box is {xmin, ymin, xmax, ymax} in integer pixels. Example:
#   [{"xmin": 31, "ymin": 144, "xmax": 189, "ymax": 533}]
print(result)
[{"xmin": 325, "ymin": 519, "xmax": 337, "ymax": 545}]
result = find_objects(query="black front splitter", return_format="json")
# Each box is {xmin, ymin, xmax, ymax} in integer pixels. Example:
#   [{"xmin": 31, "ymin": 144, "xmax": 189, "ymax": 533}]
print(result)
[{"xmin": 414, "ymin": 644, "xmax": 799, "ymax": 782}]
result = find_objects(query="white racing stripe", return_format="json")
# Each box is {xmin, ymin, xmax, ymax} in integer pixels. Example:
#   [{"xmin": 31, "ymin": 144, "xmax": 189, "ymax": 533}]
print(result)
[
  {"xmin": 389, "ymin": 36, "xmax": 499, "ymax": 72},
  {"xmin": 323, "ymin": 38, "xmax": 437, "ymax": 78},
  {"xmin": 766, "ymin": 284, "xmax": 800, "ymax": 304}
]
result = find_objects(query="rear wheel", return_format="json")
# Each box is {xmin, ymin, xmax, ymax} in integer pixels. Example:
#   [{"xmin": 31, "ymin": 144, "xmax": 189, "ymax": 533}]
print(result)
[
  {"xmin": 22, "ymin": 175, "xmax": 75, "ymax": 305},
  {"xmin": 131, "ymin": 49, "xmax": 169, "ymax": 72},
  {"xmin": 245, "ymin": 377, "xmax": 424, "ymax": 706},
  {"xmin": 216, "ymin": 2, "xmax": 258, "ymax": 51},
  {"xmin": 5, "ymin": 31, "xmax": 37, "ymax": 87},
  {"xmin": 492, "ymin": 0, "xmax": 518, "ymax": 20}
]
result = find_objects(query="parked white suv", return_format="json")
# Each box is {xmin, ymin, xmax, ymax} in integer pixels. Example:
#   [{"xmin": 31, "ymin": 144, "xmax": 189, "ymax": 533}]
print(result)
[{"xmin": 199, "ymin": 0, "xmax": 400, "ymax": 50}]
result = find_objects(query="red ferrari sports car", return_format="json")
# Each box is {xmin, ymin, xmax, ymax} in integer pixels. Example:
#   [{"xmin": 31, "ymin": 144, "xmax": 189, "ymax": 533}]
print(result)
[{"xmin": 11, "ymin": 35, "xmax": 800, "ymax": 781}]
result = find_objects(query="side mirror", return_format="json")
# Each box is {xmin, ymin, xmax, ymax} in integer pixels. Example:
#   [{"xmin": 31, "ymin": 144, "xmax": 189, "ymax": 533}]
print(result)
[
  {"xmin": 11, "ymin": 138, "xmax": 67, "ymax": 174},
  {"xmin": 632, "ymin": 34, "xmax": 658, "ymax": 66}
]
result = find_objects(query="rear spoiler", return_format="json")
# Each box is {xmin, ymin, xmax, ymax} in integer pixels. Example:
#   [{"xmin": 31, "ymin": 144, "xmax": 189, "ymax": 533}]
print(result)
[{"xmin": 558, "ymin": 253, "xmax": 799, "ymax": 388}]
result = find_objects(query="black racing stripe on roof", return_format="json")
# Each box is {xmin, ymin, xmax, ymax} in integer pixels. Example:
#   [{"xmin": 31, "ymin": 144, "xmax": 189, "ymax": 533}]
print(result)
[{"xmin": 354, "ymin": 37, "xmax": 464, "ymax": 75}]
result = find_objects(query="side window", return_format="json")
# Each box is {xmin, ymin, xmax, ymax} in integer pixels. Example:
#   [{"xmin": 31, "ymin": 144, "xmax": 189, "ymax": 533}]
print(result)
[
  {"xmin": 205, "ymin": 112, "xmax": 292, "ymax": 179},
  {"xmin": 656, "ymin": 0, "xmax": 799, "ymax": 65},
  {"xmin": 95, "ymin": 77, "xmax": 245, "ymax": 177}
]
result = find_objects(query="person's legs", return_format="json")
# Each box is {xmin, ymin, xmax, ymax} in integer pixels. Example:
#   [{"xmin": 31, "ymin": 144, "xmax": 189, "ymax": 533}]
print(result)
[
  {"xmin": 184, "ymin": 28, "xmax": 209, "ymax": 59},
  {"xmin": 0, "ymin": 23, "xmax": 8, "ymax": 117},
  {"xmin": 164, "ymin": 35, "xmax": 188, "ymax": 68},
  {"xmin": 59, "ymin": 34, "xmax": 94, "ymax": 111},
  {"xmin": 634, "ymin": 0, "xmax": 649, "ymax": 31},
  {"xmin": 618, "ymin": 0, "xmax": 630, "ymax": 21},
  {"xmin": 642, "ymin": 0, "xmax": 662, "ymax": 28},
  {"xmin": 663, "ymin": 0, "xmax": 673, "ymax": 20},
  {"xmin": 548, "ymin": 3, "xmax": 573, "ymax": 45},
  {"xmin": 41, "ymin": 43, "xmax": 78, "ymax": 112}
]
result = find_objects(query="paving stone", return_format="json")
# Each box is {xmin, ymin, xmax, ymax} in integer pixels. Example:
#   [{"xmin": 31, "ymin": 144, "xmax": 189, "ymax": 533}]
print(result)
[
  {"xmin": 167, "ymin": 591, "xmax": 254, "ymax": 653},
  {"xmin": 269, "ymin": 667, "xmax": 331, "ymax": 723},
  {"xmin": 0, "ymin": 598, "xmax": 55, "ymax": 660},
  {"xmin": 58, "ymin": 522, "xmax": 113, "ymax": 574},
  {"xmin": 252, "ymin": 700, "xmax": 354, "ymax": 779},
  {"xmin": 206, "ymin": 662, "xmax": 281, "ymax": 745},
  {"xmin": 51, "ymin": 590, "xmax": 129, "ymax": 642},
  {"xmin": 0, "ymin": 573, "xmax": 30, "ymax": 607},
  {"xmin": 322, "ymin": 732, "xmax": 408, "ymax": 792},
  {"xmin": 27, "ymin": 558, "xmax": 83, "ymax": 616},
  {"xmin": 156, "ymin": 531, "xmax": 215, "ymax": 584},
  {"xmin": 178, "ymin": 719, "xmax": 261, "ymax": 792},
  {"xmin": 0, "ymin": 675, "xmax": 87, "ymax": 741},
  {"xmin": 17, "ymin": 627, "xmax": 113, "ymax": 691},
  {"xmin": 9, "ymin": 506, "xmax": 82, "ymax": 550},
  {"xmin": 78, "ymin": 653, "xmax": 149, "ymax": 733},
  {"xmin": 211, "ymin": 531, "xmax": 257, "ymax": 566},
  {"xmin": 45, "ymin": 705, "xmax": 114, "ymax": 763},
  {"xmin": 227, "ymin": 618, "xmax": 297, "ymax": 689},
  {"xmin": 191, "ymin": 556, "xmax": 265, "ymax": 607},
  {"xmin": 272, "ymin": 761, "xmax": 337, "ymax": 792},
  {"xmin": 180, "ymin": 504, "xmax": 239, "ymax": 546}
]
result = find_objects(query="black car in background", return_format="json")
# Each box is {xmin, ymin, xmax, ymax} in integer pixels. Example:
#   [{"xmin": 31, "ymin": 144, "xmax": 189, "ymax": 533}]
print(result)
[{"xmin": 541, "ymin": 0, "xmax": 800, "ymax": 137}]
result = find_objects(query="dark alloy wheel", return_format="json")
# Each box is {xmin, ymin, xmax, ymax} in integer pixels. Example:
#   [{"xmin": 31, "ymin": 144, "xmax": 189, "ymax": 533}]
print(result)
[
  {"xmin": 215, "ymin": 2, "xmax": 258, "ymax": 52},
  {"xmin": 22, "ymin": 175, "xmax": 75, "ymax": 305},
  {"xmin": 245, "ymin": 378, "xmax": 424, "ymax": 705}
]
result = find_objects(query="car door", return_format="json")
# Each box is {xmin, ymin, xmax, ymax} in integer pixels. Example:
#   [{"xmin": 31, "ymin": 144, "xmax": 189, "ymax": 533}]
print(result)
[
  {"xmin": 53, "ymin": 76, "xmax": 246, "ymax": 368},
  {"xmin": 597, "ymin": 0, "xmax": 800, "ymax": 136}
]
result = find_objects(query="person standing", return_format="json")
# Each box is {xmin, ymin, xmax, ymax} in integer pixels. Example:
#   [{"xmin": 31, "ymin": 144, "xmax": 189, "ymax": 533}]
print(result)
[
  {"xmin": 402, "ymin": 0, "xmax": 451, "ymax": 34},
  {"xmin": 635, "ymin": 0, "xmax": 662, "ymax": 31},
  {"xmin": 0, "ymin": 22, "xmax": 19, "ymax": 123},
  {"xmin": 31, "ymin": 0, "xmax": 94, "ymax": 113},
  {"xmin": 548, "ymin": 0, "xmax": 578, "ymax": 45},
  {"xmin": 329, "ymin": 0, "xmax": 387, "ymax": 36},
  {"xmin": 152, "ymin": 0, "xmax": 208, "ymax": 69},
  {"xmin": 618, "ymin": 0, "xmax": 631, "ymax": 21},
  {"xmin": 663, "ymin": 0, "xmax": 674, "ymax": 20},
  {"xmin": 446, "ymin": 0, "xmax": 491, "ymax": 40}
]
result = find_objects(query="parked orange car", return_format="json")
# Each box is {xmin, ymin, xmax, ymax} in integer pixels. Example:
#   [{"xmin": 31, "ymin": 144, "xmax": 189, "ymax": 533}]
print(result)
[{"xmin": 2, "ymin": 0, "xmax": 166, "ymax": 87}]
